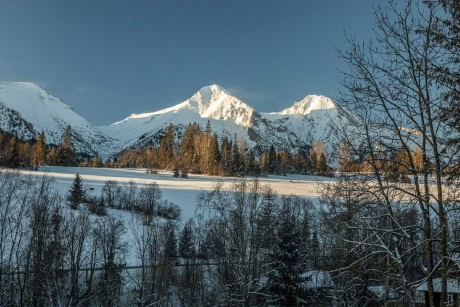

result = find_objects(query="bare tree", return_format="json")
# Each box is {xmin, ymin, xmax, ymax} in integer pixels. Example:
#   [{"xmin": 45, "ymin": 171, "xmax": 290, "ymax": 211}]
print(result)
[{"xmin": 336, "ymin": 0, "xmax": 460, "ymax": 304}]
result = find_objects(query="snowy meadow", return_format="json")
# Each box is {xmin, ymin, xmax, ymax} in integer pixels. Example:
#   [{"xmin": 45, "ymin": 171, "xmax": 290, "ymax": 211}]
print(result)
[{"xmin": 20, "ymin": 166, "xmax": 325, "ymax": 221}]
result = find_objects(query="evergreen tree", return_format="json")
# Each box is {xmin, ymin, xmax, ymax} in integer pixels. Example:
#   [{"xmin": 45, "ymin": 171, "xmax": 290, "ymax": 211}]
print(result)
[
  {"xmin": 181, "ymin": 124, "xmax": 196, "ymax": 172},
  {"xmin": 221, "ymin": 137, "xmax": 231, "ymax": 176},
  {"xmin": 261, "ymin": 152, "xmax": 270, "ymax": 175},
  {"xmin": 158, "ymin": 124, "xmax": 175, "ymax": 169},
  {"xmin": 245, "ymin": 150, "xmax": 259, "ymax": 176},
  {"xmin": 92, "ymin": 156, "xmax": 103, "ymax": 168},
  {"xmin": 7, "ymin": 134, "xmax": 20, "ymax": 168},
  {"xmin": 33, "ymin": 131, "xmax": 47, "ymax": 166},
  {"xmin": 47, "ymin": 147, "xmax": 58, "ymax": 165},
  {"xmin": 56, "ymin": 126, "xmax": 76, "ymax": 166},
  {"xmin": 164, "ymin": 221, "xmax": 178, "ymax": 258},
  {"xmin": 146, "ymin": 144, "xmax": 159, "ymax": 173},
  {"xmin": 69, "ymin": 173, "xmax": 84, "ymax": 209},
  {"xmin": 309, "ymin": 150, "xmax": 318, "ymax": 174},
  {"xmin": 268, "ymin": 201, "xmax": 304, "ymax": 305},
  {"xmin": 231, "ymin": 138, "xmax": 244, "ymax": 177},
  {"xmin": 276, "ymin": 152, "xmax": 283, "ymax": 175},
  {"xmin": 268, "ymin": 145, "xmax": 277, "ymax": 174},
  {"xmin": 97, "ymin": 196, "xmax": 107, "ymax": 215},
  {"xmin": 179, "ymin": 220, "xmax": 195, "ymax": 258},
  {"xmin": 318, "ymin": 153, "xmax": 328, "ymax": 175},
  {"xmin": 118, "ymin": 145, "xmax": 124, "ymax": 167},
  {"xmin": 257, "ymin": 189, "xmax": 277, "ymax": 251},
  {"xmin": 281, "ymin": 149, "xmax": 291, "ymax": 175},
  {"xmin": 208, "ymin": 133, "xmax": 221, "ymax": 175},
  {"xmin": 173, "ymin": 165, "xmax": 180, "ymax": 178},
  {"xmin": 205, "ymin": 119, "xmax": 212, "ymax": 135}
]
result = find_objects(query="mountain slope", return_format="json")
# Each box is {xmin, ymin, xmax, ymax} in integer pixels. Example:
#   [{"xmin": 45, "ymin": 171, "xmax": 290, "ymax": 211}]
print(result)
[
  {"xmin": 100, "ymin": 87, "xmax": 360, "ymax": 163},
  {"xmin": 0, "ymin": 81, "xmax": 116, "ymax": 157},
  {"xmin": 262, "ymin": 95, "xmax": 359, "ymax": 161},
  {"xmin": 99, "ymin": 85, "xmax": 301, "ymax": 153}
]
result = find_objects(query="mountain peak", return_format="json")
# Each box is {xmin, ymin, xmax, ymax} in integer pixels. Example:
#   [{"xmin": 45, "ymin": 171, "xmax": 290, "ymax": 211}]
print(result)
[
  {"xmin": 204, "ymin": 84, "xmax": 227, "ymax": 92},
  {"xmin": 187, "ymin": 84, "xmax": 255, "ymax": 126},
  {"xmin": 280, "ymin": 95, "xmax": 336, "ymax": 116},
  {"xmin": 192, "ymin": 84, "xmax": 230, "ymax": 103},
  {"xmin": 0, "ymin": 80, "xmax": 115, "ymax": 158}
]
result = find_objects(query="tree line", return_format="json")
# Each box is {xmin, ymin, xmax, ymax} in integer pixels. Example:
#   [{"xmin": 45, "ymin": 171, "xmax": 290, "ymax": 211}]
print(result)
[
  {"xmin": 0, "ymin": 121, "xmax": 333, "ymax": 177},
  {"xmin": 0, "ymin": 126, "xmax": 78, "ymax": 168},
  {"xmin": 115, "ymin": 122, "xmax": 331, "ymax": 177}
]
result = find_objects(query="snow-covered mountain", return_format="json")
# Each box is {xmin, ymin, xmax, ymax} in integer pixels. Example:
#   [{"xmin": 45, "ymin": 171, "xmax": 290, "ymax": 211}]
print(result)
[
  {"xmin": 0, "ymin": 82, "xmax": 116, "ymax": 157},
  {"xmin": 100, "ymin": 86, "xmax": 359, "ymax": 161},
  {"xmin": 262, "ymin": 95, "xmax": 358, "ymax": 161},
  {"xmin": 99, "ymin": 85, "xmax": 305, "ymax": 154},
  {"xmin": 0, "ymin": 81, "xmax": 360, "ymax": 162}
]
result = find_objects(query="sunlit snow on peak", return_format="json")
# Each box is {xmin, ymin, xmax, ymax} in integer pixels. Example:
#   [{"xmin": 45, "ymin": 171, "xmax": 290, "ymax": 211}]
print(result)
[{"xmin": 280, "ymin": 95, "xmax": 336, "ymax": 116}]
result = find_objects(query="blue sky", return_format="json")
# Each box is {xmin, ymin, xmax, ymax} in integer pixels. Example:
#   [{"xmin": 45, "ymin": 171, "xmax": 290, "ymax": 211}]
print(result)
[{"xmin": 0, "ymin": 0, "xmax": 384, "ymax": 125}]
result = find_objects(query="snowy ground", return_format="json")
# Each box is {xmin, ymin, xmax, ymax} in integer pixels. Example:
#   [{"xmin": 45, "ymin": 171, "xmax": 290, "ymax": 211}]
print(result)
[
  {"xmin": 2, "ymin": 166, "xmax": 332, "ymax": 266},
  {"xmin": 16, "ymin": 166, "xmax": 329, "ymax": 221}
]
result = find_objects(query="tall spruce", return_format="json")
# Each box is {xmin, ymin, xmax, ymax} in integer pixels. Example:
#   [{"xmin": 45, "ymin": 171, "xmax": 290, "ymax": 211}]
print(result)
[
  {"xmin": 208, "ymin": 133, "xmax": 221, "ymax": 175},
  {"xmin": 56, "ymin": 126, "xmax": 76, "ymax": 166},
  {"xmin": 268, "ymin": 145, "xmax": 277, "ymax": 174},
  {"xmin": 33, "ymin": 131, "xmax": 47, "ymax": 166},
  {"xmin": 158, "ymin": 124, "xmax": 175, "ymax": 169},
  {"xmin": 179, "ymin": 219, "xmax": 195, "ymax": 258},
  {"xmin": 268, "ymin": 201, "xmax": 303, "ymax": 305},
  {"xmin": 7, "ymin": 134, "xmax": 20, "ymax": 168},
  {"xmin": 318, "ymin": 153, "xmax": 328, "ymax": 175},
  {"xmin": 231, "ymin": 137, "xmax": 244, "ymax": 177},
  {"xmin": 69, "ymin": 173, "xmax": 84, "ymax": 209}
]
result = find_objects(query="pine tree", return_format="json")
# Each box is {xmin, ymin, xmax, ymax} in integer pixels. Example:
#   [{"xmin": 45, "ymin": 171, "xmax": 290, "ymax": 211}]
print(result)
[
  {"xmin": 92, "ymin": 156, "xmax": 103, "ymax": 168},
  {"xmin": 146, "ymin": 144, "xmax": 159, "ymax": 173},
  {"xmin": 7, "ymin": 134, "xmax": 20, "ymax": 168},
  {"xmin": 261, "ymin": 152, "xmax": 270, "ymax": 175},
  {"xmin": 276, "ymin": 152, "xmax": 283, "ymax": 175},
  {"xmin": 69, "ymin": 173, "xmax": 84, "ymax": 209},
  {"xmin": 118, "ymin": 145, "xmax": 124, "ymax": 167},
  {"xmin": 318, "ymin": 153, "xmax": 328, "ymax": 175},
  {"xmin": 164, "ymin": 221, "xmax": 178, "ymax": 258},
  {"xmin": 208, "ymin": 133, "xmax": 221, "ymax": 175},
  {"xmin": 205, "ymin": 119, "xmax": 212, "ymax": 135},
  {"xmin": 246, "ymin": 150, "xmax": 259, "ymax": 176},
  {"xmin": 47, "ymin": 147, "xmax": 58, "ymax": 165},
  {"xmin": 309, "ymin": 150, "xmax": 318, "ymax": 174},
  {"xmin": 158, "ymin": 124, "xmax": 175, "ymax": 169},
  {"xmin": 33, "ymin": 131, "xmax": 47, "ymax": 166},
  {"xmin": 181, "ymin": 124, "xmax": 196, "ymax": 172},
  {"xmin": 97, "ymin": 196, "xmax": 107, "ymax": 215},
  {"xmin": 173, "ymin": 165, "xmax": 180, "ymax": 178},
  {"xmin": 221, "ymin": 137, "xmax": 231, "ymax": 176},
  {"xmin": 268, "ymin": 145, "xmax": 277, "ymax": 174},
  {"xmin": 179, "ymin": 220, "xmax": 195, "ymax": 258},
  {"xmin": 56, "ymin": 126, "xmax": 76, "ymax": 166},
  {"xmin": 268, "ymin": 202, "xmax": 303, "ymax": 305},
  {"xmin": 231, "ymin": 138, "xmax": 244, "ymax": 177},
  {"xmin": 282, "ymin": 149, "xmax": 292, "ymax": 175},
  {"xmin": 257, "ymin": 189, "xmax": 277, "ymax": 251}
]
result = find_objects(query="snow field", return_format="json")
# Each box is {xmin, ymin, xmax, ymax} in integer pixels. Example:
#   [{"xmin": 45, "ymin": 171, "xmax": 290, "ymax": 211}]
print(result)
[{"xmin": 5, "ymin": 166, "xmax": 329, "ymax": 266}]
